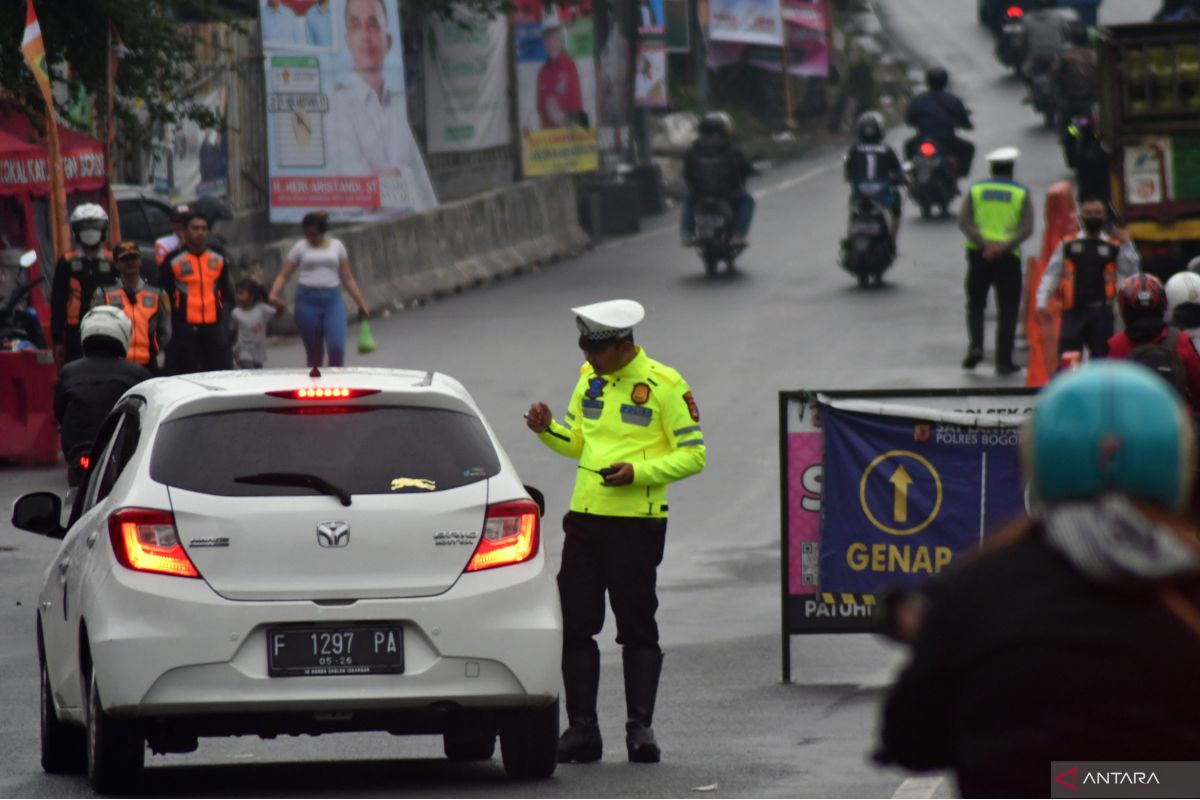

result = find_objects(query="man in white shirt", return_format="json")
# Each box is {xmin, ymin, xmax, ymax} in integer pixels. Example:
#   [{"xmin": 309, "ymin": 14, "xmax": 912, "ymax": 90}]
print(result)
[
  {"xmin": 261, "ymin": 0, "xmax": 303, "ymax": 46},
  {"xmin": 326, "ymin": 0, "xmax": 436, "ymax": 212}
]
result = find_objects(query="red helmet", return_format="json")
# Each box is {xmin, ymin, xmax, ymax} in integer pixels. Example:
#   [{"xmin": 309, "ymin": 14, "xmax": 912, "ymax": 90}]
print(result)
[{"xmin": 1118, "ymin": 273, "xmax": 1167, "ymax": 323}]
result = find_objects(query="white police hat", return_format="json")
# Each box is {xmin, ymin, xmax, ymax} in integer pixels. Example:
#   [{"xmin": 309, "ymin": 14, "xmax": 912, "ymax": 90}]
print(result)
[
  {"xmin": 572, "ymin": 299, "xmax": 645, "ymax": 341},
  {"xmin": 986, "ymin": 146, "xmax": 1021, "ymax": 164}
]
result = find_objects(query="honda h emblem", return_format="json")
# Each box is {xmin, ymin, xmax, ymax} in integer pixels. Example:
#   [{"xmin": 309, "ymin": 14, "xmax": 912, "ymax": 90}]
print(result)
[{"xmin": 316, "ymin": 521, "xmax": 350, "ymax": 548}]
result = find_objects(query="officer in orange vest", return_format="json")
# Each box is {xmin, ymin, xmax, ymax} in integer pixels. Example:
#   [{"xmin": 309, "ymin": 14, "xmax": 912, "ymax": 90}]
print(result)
[
  {"xmin": 50, "ymin": 203, "xmax": 118, "ymax": 367},
  {"xmin": 1035, "ymin": 196, "xmax": 1141, "ymax": 359},
  {"xmin": 94, "ymin": 241, "xmax": 171, "ymax": 374},
  {"xmin": 157, "ymin": 210, "xmax": 234, "ymax": 374}
]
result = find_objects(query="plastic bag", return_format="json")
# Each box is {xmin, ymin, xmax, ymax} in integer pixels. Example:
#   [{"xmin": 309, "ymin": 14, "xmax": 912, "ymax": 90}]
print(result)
[{"xmin": 357, "ymin": 318, "xmax": 377, "ymax": 355}]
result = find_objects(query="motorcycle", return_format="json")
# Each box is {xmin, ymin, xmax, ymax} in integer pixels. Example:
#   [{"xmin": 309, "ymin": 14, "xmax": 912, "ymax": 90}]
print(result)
[
  {"xmin": 840, "ymin": 182, "xmax": 898, "ymax": 289},
  {"xmin": 995, "ymin": 3, "xmax": 1029, "ymax": 73},
  {"xmin": 692, "ymin": 196, "xmax": 743, "ymax": 277},
  {"xmin": 905, "ymin": 138, "xmax": 959, "ymax": 219},
  {"xmin": 1026, "ymin": 58, "xmax": 1058, "ymax": 129},
  {"xmin": 0, "ymin": 250, "xmax": 45, "ymax": 351}
]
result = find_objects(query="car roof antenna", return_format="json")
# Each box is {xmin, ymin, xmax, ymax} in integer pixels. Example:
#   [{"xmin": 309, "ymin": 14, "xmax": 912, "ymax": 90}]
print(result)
[{"xmin": 309, "ymin": 367, "xmax": 321, "ymax": 379}]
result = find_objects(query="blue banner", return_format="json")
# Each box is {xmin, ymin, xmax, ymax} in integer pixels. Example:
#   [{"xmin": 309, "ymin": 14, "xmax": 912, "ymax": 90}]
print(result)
[{"xmin": 819, "ymin": 406, "xmax": 1027, "ymax": 594}]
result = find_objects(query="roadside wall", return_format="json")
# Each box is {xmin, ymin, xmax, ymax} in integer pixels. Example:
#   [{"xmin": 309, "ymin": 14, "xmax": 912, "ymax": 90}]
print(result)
[{"xmin": 262, "ymin": 174, "xmax": 589, "ymax": 312}]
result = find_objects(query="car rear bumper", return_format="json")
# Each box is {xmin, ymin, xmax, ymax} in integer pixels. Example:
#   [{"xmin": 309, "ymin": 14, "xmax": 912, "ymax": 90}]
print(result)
[{"xmin": 85, "ymin": 557, "xmax": 561, "ymax": 715}]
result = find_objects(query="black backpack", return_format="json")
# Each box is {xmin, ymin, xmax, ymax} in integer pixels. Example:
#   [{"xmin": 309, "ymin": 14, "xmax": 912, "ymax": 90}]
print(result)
[{"xmin": 1128, "ymin": 327, "xmax": 1190, "ymax": 400}]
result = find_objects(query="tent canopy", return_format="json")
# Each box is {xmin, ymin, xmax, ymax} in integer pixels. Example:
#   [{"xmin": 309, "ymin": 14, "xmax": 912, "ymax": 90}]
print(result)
[{"xmin": 0, "ymin": 102, "xmax": 106, "ymax": 197}]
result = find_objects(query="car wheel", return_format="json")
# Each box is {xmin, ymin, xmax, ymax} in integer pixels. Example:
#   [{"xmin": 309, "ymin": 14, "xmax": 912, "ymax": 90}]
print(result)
[
  {"xmin": 444, "ymin": 729, "xmax": 496, "ymax": 761},
  {"xmin": 40, "ymin": 658, "xmax": 85, "ymax": 774},
  {"xmin": 500, "ymin": 699, "xmax": 559, "ymax": 780},
  {"xmin": 85, "ymin": 666, "xmax": 144, "ymax": 794}
]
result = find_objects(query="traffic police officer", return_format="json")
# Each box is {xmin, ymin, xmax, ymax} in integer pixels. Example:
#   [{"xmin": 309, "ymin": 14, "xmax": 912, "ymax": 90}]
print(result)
[
  {"xmin": 95, "ymin": 241, "xmax": 172, "ymax": 373},
  {"xmin": 51, "ymin": 203, "xmax": 118, "ymax": 367},
  {"xmin": 158, "ymin": 210, "xmax": 234, "ymax": 374},
  {"xmin": 526, "ymin": 299, "xmax": 706, "ymax": 765},
  {"xmin": 957, "ymin": 147, "xmax": 1035, "ymax": 375},
  {"xmin": 1035, "ymin": 196, "xmax": 1140, "ymax": 359}
]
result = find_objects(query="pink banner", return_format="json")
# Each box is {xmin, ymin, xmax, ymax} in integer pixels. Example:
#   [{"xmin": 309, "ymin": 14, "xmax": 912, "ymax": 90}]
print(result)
[
  {"xmin": 787, "ymin": 430, "xmax": 822, "ymax": 595},
  {"xmin": 707, "ymin": 0, "xmax": 829, "ymax": 78}
]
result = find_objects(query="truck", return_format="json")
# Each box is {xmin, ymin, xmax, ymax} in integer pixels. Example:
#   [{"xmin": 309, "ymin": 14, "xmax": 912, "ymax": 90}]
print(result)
[{"xmin": 1098, "ymin": 19, "xmax": 1200, "ymax": 279}]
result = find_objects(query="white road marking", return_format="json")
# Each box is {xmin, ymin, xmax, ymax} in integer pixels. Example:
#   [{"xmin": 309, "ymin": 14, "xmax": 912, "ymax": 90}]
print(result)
[{"xmin": 892, "ymin": 776, "xmax": 945, "ymax": 798}]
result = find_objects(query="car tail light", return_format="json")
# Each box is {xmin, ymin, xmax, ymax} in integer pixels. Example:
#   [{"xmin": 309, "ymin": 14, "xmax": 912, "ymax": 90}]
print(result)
[
  {"xmin": 78, "ymin": 455, "xmax": 90, "ymax": 471},
  {"xmin": 108, "ymin": 508, "xmax": 200, "ymax": 578},
  {"xmin": 266, "ymin": 388, "xmax": 381, "ymax": 400},
  {"xmin": 919, "ymin": 142, "xmax": 937, "ymax": 157},
  {"xmin": 1006, "ymin": 5, "xmax": 1024, "ymax": 18},
  {"xmin": 465, "ymin": 500, "xmax": 540, "ymax": 572}
]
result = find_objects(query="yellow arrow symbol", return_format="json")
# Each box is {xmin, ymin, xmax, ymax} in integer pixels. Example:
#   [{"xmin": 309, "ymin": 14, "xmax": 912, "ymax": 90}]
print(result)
[{"xmin": 889, "ymin": 465, "xmax": 914, "ymax": 523}]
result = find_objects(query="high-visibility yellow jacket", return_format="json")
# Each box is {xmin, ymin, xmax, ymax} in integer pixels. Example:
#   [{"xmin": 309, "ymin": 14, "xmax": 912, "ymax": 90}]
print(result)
[{"xmin": 538, "ymin": 347, "xmax": 706, "ymax": 519}]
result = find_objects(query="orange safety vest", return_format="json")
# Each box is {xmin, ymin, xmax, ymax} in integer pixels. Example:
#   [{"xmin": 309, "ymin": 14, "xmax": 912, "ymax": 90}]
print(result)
[
  {"xmin": 101, "ymin": 286, "xmax": 163, "ymax": 366},
  {"xmin": 1060, "ymin": 234, "xmax": 1120, "ymax": 311},
  {"xmin": 64, "ymin": 249, "xmax": 114, "ymax": 326},
  {"xmin": 169, "ymin": 249, "xmax": 225, "ymax": 325}
]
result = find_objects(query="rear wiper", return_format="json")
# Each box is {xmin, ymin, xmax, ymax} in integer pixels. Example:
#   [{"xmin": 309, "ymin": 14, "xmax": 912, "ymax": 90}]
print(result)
[{"xmin": 233, "ymin": 472, "xmax": 352, "ymax": 507}]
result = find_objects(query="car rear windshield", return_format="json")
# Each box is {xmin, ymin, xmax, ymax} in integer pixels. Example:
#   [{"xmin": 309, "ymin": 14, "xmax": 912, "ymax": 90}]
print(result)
[{"xmin": 150, "ymin": 406, "xmax": 500, "ymax": 497}]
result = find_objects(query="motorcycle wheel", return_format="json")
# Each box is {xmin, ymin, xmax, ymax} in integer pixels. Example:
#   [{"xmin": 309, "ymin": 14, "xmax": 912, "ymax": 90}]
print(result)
[
  {"xmin": 858, "ymin": 272, "xmax": 870, "ymax": 289},
  {"xmin": 703, "ymin": 251, "xmax": 719, "ymax": 277},
  {"xmin": 919, "ymin": 201, "xmax": 932, "ymax": 220},
  {"xmin": 1042, "ymin": 109, "xmax": 1055, "ymax": 130}
]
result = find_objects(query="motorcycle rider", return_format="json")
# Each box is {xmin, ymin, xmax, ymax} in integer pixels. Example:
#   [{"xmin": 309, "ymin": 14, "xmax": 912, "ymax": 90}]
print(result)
[
  {"xmin": 51, "ymin": 203, "xmax": 118, "ymax": 368},
  {"xmin": 1022, "ymin": 0, "xmax": 1072, "ymax": 89},
  {"xmin": 904, "ymin": 67, "xmax": 975, "ymax": 178},
  {"xmin": 1035, "ymin": 197, "xmax": 1140, "ymax": 359},
  {"xmin": 1054, "ymin": 22, "xmax": 1099, "ymax": 161},
  {"xmin": 54, "ymin": 306, "xmax": 152, "ymax": 487},
  {"xmin": 681, "ymin": 111, "xmax": 756, "ymax": 249},
  {"xmin": 844, "ymin": 111, "xmax": 904, "ymax": 238},
  {"xmin": 1070, "ymin": 113, "xmax": 1112, "ymax": 203}
]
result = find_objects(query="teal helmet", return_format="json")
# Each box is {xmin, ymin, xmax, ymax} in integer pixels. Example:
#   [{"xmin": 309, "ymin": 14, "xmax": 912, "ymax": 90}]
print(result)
[{"xmin": 1024, "ymin": 362, "xmax": 1195, "ymax": 512}]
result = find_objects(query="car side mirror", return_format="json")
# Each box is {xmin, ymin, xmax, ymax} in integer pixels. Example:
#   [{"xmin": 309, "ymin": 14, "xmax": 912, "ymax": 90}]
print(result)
[
  {"xmin": 524, "ymin": 485, "xmax": 545, "ymax": 519},
  {"xmin": 19, "ymin": 250, "xmax": 37, "ymax": 269},
  {"xmin": 11, "ymin": 492, "xmax": 65, "ymax": 539}
]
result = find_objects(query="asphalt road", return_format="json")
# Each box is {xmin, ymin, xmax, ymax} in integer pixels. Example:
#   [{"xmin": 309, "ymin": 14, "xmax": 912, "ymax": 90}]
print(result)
[{"xmin": 0, "ymin": 0, "xmax": 1160, "ymax": 796}]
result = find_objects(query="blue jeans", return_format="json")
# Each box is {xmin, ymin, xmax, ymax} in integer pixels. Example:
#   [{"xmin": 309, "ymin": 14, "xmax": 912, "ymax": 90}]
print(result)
[
  {"xmin": 681, "ymin": 191, "xmax": 756, "ymax": 237},
  {"xmin": 294, "ymin": 285, "xmax": 346, "ymax": 367}
]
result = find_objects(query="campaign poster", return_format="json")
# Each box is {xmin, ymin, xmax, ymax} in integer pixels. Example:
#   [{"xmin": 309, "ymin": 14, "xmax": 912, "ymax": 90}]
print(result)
[
  {"xmin": 148, "ymin": 86, "xmax": 230, "ymax": 202},
  {"xmin": 708, "ymin": 0, "xmax": 785, "ymax": 46},
  {"xmin": 514, "ymin": 0, "xmax": 599, "ymax": 178},
  {"xmin": 260, "ymin": 0, "xmax": 438, "ymax": 223},
  {"xmin": 818, "ymin": 407, "xmax": 1027, "ymax": 596},
  {"xmin": 665, "ymin": 0, "xmax": 691, "ymax": 52},
  {"xmin": 423, "ymin": 10, "xmax": 511, "ymax": 154},
  {"xmin": 708, "ymin": 0, "xmax": 829, "ymax": 77},
  {"xmin": 596, "ymin": 0, "xmax": 635, "ymax": 173},
  {"xmin": 634, "ymin": 40, "xmax": 669, "ymax": 107}
]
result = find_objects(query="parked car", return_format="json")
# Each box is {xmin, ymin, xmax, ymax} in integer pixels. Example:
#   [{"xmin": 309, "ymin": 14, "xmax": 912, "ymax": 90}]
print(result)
[
  {"xmin": 112, "ymin": 185, "xmax": 175, "ymax": 268},
  {"xmin": 12, "ymin": 369, "xmax": 562, "ymax": 793}
]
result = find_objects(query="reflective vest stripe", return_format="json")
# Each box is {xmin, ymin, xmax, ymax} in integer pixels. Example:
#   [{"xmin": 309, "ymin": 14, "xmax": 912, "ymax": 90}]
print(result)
[
  {"xmin": 103, "ymin": 288, "xmax": 159, "ymax": 365},
  {"xmin": 967, "ymin": 181, "xmax": 1029, "ymax": 255},
  {"xmin": 64, "ymin": 250, "xmax": 114, "ymax": 325},
  {"xmin": 1060, "ymin": 235, "xmax": 1119, "ymax": 310},
  {"xmin": 170, "ymin": 251, "xmax": 223, "ymax": 325}
]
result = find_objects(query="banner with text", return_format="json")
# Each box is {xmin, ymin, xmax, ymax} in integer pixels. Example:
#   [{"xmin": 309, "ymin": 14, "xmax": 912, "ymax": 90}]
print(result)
[
  {"xmin": 780, "ymin": 390, "xmax": 1036, "ymax": 637},
  {"xmin": 708, "ymin": 0, "xmax": 829, "ymax": 77},
  {"xmin": 708, "ymin": 0, "xmax": 785, "ymax": 46},
  {"xmin": 423, "ymin": 11, "xmax": 511, "ymax": 154},
  {"xmin": 262, "ymin": 0, "xmax": 437, "ymax": 223},
  {"xmin": 515, "ymin": 0, "xmax": 599, "ymax": 178}
]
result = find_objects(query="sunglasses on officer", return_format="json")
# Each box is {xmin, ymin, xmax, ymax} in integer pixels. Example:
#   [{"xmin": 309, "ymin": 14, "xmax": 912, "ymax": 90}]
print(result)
[{"xmin": 578, "ymin": 335, "xmax": 622, "ymax": 354}]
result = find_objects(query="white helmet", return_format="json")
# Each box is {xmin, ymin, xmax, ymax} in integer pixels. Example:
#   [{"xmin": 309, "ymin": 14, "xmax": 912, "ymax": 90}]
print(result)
[
  {"xmin": 69, "ymin": 203, "xmax": 109, "ymax": 228},
  {"xmin": 80, "ymin": 306, "xmax": 131, "ymax": 354},
  {"xmin": 1166, "ymin": 271, "xmax": 1200, "ymax": 310}
]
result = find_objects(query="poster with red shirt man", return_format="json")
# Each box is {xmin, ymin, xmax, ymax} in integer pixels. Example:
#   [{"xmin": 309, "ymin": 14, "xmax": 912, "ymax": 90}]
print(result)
[{"xmin": 514, "ymin": 0, "xmax": 598, "ymax": 177}]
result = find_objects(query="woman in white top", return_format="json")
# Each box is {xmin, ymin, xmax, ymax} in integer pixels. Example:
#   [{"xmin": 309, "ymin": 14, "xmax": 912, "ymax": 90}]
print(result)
[{"xmin": 269, "ymin": 211, "xmax": 370, "ymax": 367}]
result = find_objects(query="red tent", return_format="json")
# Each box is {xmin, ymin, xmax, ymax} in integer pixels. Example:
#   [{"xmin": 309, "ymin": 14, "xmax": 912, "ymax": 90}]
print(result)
[{"xmin": 0, "ymin": 103, "xmax": 107, "ymax": 198}]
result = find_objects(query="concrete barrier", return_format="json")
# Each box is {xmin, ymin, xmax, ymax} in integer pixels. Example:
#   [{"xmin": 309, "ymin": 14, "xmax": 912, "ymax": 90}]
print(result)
[{"xmin": 261, "ymin": 174, "xmax": 590, "ymax": 313}]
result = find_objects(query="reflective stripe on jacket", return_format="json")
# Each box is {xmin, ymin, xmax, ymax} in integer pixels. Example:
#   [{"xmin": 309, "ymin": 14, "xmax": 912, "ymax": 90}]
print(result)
[
  {"xmin": 64, "ymin": 249, "xmax": 115, "ymax": 326},
  {"xmin": 1061, "ymin": 234, "xmax": 1120, "ymax": 310},
  {"xmin": 538, "ymin": 347, "xmax": 706, "ymax": 519},
  {"xmin": 169, "ymin": 250, "xmax": 225, "ymax": 325}
]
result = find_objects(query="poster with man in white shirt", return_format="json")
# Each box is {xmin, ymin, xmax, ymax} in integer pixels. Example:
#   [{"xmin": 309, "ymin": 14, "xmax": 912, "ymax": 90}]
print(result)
[{"xmin": 261, "ymin": 0, "xmax": 437, "ymax": 223}]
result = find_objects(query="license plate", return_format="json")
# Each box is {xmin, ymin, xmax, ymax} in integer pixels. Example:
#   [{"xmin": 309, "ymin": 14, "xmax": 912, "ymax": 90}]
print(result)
[
  {"xmin": 267, "ymin": 624, "xmax": 404, "ymax": 677},
  {"xmin": 852, "ymin": 222, "xmax": 882, "ymax": 236}
]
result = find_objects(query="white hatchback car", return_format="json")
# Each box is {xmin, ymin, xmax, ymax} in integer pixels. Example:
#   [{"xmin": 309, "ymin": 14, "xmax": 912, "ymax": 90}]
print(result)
[{"xmin": 12, "ymin": 369, "xmax": 562, "ymax": 793}]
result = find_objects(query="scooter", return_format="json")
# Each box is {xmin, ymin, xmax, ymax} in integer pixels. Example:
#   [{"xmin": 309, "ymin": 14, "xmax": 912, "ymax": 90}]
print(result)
[
  {"xmin": 840, "ymin": 183, "xmax": 898, "ymax": 289},
  {"xmin": 905, "ymin": 139, "xmax": 959, "ymax": 219},
  {"xmin": 0, "ymin": 251, "xmax": 45, "ymax": 351},
  {"xmin": 995, "ymin": 4, "xmax": 1029, "ymax": 73},
  {"xmin": 1027, "ymin": 58, "xmax": 1058, "ymax": 129},
  {"xmin": 692, "ymin": 196, "xmax": 744, "ymax": 277}
]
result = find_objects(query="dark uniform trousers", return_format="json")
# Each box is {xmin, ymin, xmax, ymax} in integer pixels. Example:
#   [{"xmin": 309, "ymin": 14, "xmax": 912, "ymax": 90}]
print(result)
[
  {"xmin": 558, "ymin": 511, "xmax": 668, "ymax": 657},
  {"xmin": 1058, "ymin": 303, "xmax": 1114, "ymax": 358},
  {"xmin": 966, "ymin": 249, "xmax": 1023, "ymax": 364},
  {"xmin": 165, "ymin": 323, "xmax": 232, "ymax": 375}
]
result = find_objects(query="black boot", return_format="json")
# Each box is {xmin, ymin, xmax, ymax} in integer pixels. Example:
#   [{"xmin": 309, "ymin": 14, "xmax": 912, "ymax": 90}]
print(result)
[
  {"xmin": 623, "ymin": 648, "xmax": 663, "ymax": 763},
  {"xmin": 558, "ymin": 649, "xmax": 602, "ymax": 763}
]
